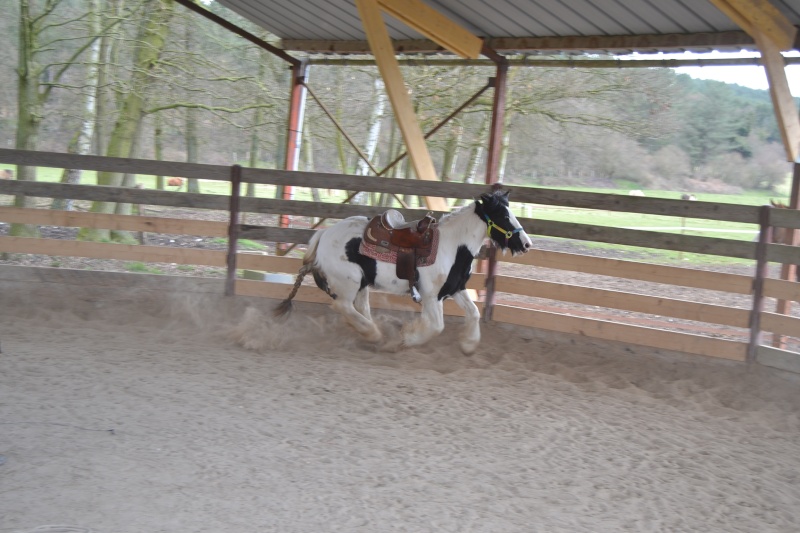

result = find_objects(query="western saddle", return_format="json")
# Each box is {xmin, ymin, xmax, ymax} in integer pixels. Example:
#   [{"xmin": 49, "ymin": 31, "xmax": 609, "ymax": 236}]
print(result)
[{"xmin": 363, "ymin": 209, "xmax": 438, "ymax": 301}]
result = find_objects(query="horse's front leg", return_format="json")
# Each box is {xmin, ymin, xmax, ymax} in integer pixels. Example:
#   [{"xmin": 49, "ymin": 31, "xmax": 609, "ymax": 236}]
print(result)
[
  {"xmin": 402, "ymin": 294, "xmax": 444, "ymax": 347},
  {"xmin": 452, "ymin": 290, "xmax": 481, "ymax": 354},
  {"xmin": 353, "ymin": 287, "xmax": 372, "ymax": 322}
]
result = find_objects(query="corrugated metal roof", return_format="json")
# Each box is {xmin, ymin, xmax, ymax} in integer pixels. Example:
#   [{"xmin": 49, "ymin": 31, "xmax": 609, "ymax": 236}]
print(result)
[{"xmin": 214, "ymin": 0, "xmax": 800, "ymax": 54}]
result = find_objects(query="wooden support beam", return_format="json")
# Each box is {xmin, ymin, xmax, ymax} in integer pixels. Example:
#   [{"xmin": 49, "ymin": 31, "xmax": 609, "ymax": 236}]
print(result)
[
  {"xmin": 376, "ymin": 0, "xmax": 482, "ymax": 59},
  {"xmin": 709, "ymin": 0, "xmax": 797, "ymax": 50},
  {"xmin": 756, "ymin": 31, "xmax": 800, "ymax": 162},
  {"xmin": 354, "ymin": 0, "xmax": 447, "ymax": 211}
]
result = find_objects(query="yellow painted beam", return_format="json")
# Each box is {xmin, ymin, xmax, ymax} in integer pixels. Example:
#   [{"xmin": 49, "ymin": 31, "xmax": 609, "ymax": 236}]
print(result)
[
  {"xmin": 377, "ymin": 0, "xmax": 482, "ymax": 59},
  {"xmin": 355, "ymin": 0, "xmax": 447, "ymax": 211},
  {"xmin": 709, "ymin": 0, "xmax": 796, "ymax": 50},
  {"xmin": 756, "ymin": 31, "xmax": 800, "ymax": 161}
]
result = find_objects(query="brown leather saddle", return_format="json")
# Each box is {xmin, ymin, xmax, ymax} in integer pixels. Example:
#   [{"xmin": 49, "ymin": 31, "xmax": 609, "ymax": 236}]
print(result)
[{"xmin": 363, "ymin": 210, "xmax": 438, "ymax": 301}]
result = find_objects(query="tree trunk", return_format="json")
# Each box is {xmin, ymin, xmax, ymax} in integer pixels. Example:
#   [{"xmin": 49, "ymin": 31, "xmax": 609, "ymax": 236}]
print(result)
[
  {"xmin": 79, "ymin": 0, "xmax": 175, "ymax": 242},
  {"xmin": 110, "ymin": 120, "xmax": 143, "ymax": 243},
  {"xmin": 246, "ymin": 115, "xmax": 261, "ymax": 198},
  {"xmin": 333, "ymin": 68, "xmax": 350, "ymax": 176},
  {"xmin": 94, "ymin": 0, "xmax": 124, "ymax": 158},
  {"xmin": 53, "ymin": 0, "xmax": 102, "ymax": 212},
  {"xmin": 11, "ymin": 0, "xmax": 43, "ymax": 237},
  {"xmin": 378, "ymin": 120, "xmax": 401, "ymax": 207},
  {"xmin": 455, "ymin": 114, "xmax": 489, "ymax": 206},
  {"xmin": 185, "ymin": 105, "xmax": 200, "ymax": 193},
  {"xmin": 154, "ymin": 112, "xmax": 165, "ymax": 190},
  {"xmin": 441, "ymin": 123, "xmax": 462, "ymax": 182},
  {"xmin": 246, "ymin": 59, "xmax": 268, "ymax": 198},
  {"xmin": 354, "ymin": 76, "xmax": 386, "ymax": 204},
  {"xmin": 498, "ymin": 129, "xmax": 511, "ymax": 182},
  {"xmin": 184, "ymin": 22, "xmax": 200, "ymax": 194},
  {"xmin": 301, "ymin": 123, "xmax": 320, "ymax": 222},
  {"xmin": 272, "ymin": 57, "xmax": 289, "ymax": 201}
]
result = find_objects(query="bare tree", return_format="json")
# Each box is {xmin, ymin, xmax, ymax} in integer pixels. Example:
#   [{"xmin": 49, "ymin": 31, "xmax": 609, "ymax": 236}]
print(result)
[{"xmin": 12, "ymin": 0, "xmax": 126, "ymax": 235}]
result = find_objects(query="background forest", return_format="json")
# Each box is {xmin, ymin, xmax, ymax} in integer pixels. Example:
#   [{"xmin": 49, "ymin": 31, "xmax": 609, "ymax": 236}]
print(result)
[{"xmin": 0, "ymin": 0, "xmax": 795, "ymax": 199}]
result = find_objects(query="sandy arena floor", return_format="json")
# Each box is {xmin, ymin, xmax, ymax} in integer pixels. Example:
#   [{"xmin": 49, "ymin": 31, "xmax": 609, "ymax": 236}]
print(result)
[{"xmin": 1, "ymin": 267, "xmax": 799, "ymax": 533}]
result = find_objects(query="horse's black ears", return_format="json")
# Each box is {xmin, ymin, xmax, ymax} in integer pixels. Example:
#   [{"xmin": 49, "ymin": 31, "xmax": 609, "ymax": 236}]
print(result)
[{"xmin": 478, "ymin": 187, "xmax": 510, "ymax": 207}]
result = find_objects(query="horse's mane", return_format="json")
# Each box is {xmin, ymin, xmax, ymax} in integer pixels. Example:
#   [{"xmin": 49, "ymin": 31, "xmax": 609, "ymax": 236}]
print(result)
[
  {"xmin": 438, "ymin": 190, "xmax": 509, "ymax": 226},
  {"xmin": 438, "ymin": 201, "xmax": 476, "ymax": 225}
]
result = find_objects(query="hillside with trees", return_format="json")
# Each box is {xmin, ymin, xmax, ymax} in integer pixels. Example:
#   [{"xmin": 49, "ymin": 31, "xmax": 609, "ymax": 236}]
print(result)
[{"xmin": 0, "ymin": 0, "xmax": 794, "ymax": 205}]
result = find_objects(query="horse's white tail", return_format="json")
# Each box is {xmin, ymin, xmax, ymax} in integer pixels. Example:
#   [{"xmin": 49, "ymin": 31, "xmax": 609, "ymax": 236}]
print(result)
[{"xmin": 273, "ymin": 229, "xmax": 325, "ymax": 317}]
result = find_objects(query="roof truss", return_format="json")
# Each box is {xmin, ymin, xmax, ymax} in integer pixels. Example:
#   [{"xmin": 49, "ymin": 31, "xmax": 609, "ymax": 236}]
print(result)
[{"xmin": 281, "ymin": 30, "xmax": 760, "ymax": 55}]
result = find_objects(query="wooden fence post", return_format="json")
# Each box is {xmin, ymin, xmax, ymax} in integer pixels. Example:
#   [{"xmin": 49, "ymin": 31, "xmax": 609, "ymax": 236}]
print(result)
[
  {"xmin": 747, "ymin": 204, "xmax": 773, "ymax": 363},
  {"xmin": 226, "ymin": 164, "xmax": 242, "ymax": 297}
]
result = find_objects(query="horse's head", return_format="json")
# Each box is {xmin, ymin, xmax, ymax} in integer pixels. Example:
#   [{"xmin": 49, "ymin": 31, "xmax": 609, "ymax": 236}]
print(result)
[{"xmin": 475, "ymin": 189, "xmax": 533, "ymax": 255}]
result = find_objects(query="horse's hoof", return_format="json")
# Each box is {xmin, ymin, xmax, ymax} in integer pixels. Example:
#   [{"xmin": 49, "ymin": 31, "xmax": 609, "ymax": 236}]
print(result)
[
  {"xmin": 364, "ymin": 329, "xmax": 383, "ymax": 343},
  {"xmin": 460, "ymin": 341, "xmax": 478, "ymax": 356},
  {"xmin": 379, "ymin": 336, "xmax": 403, "ymax": 352}
]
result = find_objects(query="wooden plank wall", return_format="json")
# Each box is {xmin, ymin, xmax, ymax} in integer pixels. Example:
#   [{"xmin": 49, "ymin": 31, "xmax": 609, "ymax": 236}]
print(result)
[{"xmin": 1, "ymin": 148, "xmax": 799, "ymax": 365}]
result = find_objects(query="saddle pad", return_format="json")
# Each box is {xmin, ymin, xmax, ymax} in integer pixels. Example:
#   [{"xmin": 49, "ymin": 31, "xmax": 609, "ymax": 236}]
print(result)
[{"xmin": 359, "ymin": 228, "xmax": 440, "ymax": 267}]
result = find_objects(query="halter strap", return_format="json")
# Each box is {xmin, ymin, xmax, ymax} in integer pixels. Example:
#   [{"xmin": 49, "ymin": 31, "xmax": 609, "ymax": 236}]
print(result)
[{"xmin": 482, "ymin": 213, "xmax": 523, "ymax": 244}]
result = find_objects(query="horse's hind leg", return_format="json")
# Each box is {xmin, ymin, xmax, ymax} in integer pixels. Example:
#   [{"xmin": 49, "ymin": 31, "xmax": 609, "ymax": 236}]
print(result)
[
  {"xmin": 453, "ymin": 290, "xmax": 481, "ymax": 355},
  {"xmin": 332, "ymin": 288, "xmax": 382, "ymax": 343}
]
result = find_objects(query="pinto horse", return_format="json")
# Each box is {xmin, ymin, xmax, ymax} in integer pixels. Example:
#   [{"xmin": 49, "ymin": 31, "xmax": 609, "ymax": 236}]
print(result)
[{"xmin": 275, "ymin": 189, "xmax": 533, "ymax": 353}]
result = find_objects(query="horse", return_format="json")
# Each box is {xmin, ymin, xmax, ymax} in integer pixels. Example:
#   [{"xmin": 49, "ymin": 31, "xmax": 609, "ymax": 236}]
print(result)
[{"xmin": 274, "ymin": 189, "xmax": 533, "ymax": 354}]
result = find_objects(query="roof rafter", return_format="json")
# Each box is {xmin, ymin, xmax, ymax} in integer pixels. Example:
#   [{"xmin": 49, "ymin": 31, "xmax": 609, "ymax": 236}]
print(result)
[
  {"xmin": 281, "ymin": 30, "xmax": 758, "ymax": 55},
  {"xmin": 377, "ymin": 0, "xmax": 483, "ymax": 59},
  {"xmin": 708, "ymin": 0, "xmax": 797, "ymax": 51},
  {"xmin": 755, "ymin": 31, "xmax": 800, "ymax": 162},
  {"xmin": 355, "ymin": 0, "xmax": 448, "ymax": 210}
]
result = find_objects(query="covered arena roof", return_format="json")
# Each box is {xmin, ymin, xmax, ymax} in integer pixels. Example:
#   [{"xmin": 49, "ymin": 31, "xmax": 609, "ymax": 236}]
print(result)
[{"xmin": 215, "ymin": 0, "xmax": 800, "ymax": 55}]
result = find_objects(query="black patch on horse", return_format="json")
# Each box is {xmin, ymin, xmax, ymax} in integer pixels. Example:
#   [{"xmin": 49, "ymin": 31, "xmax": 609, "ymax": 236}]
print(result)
[
  {"xmin": 345, "ymin": 237, "xmax": 377, "ymax": 290},
  {"xmin": 438, "ymin": 245, "xmax": 473, "ymax": 300}
]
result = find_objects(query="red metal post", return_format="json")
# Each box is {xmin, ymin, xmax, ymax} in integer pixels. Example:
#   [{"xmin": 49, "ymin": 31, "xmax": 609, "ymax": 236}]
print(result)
[
  {"xmin": 278, "ymin": 61, "xmax": 308, "ymax": 255},
  {"xmin": 482, "ymin": 49, "xmax": 509, "ymax": 322}
]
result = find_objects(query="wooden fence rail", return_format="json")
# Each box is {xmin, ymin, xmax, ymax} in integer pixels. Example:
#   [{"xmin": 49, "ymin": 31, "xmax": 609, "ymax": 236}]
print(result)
[{"xmin": 1, "ymin": 149, "xmax": 799, "ymax": 371}]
